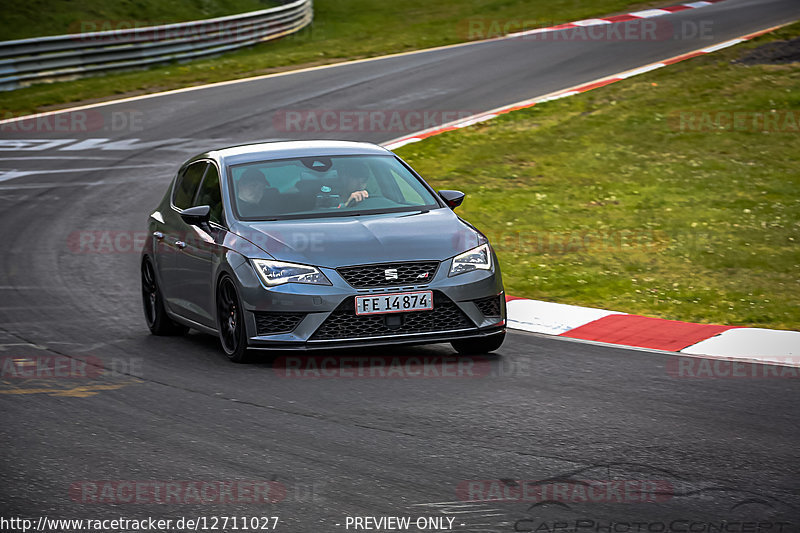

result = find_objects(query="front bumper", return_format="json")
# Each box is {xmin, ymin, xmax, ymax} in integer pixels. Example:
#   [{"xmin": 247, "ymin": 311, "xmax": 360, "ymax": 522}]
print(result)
[{"xmin": 233, "ymin": 259, "xmax": 505, "ymax": 350}]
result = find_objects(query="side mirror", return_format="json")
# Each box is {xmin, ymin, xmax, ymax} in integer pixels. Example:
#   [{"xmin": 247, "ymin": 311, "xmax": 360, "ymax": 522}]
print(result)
[
  {"xmin": 180, "ymin": 205, "xmax": 211, "ymax": 226},
  {"xmin": 439, "ymin": 190, "xmax": 465, "ymax": 209}
]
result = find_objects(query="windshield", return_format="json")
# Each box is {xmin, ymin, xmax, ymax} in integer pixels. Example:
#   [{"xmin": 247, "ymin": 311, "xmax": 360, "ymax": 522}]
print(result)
[{"xmin": 228, "ymin": 155, "xmax": 441, "ymax": 220}]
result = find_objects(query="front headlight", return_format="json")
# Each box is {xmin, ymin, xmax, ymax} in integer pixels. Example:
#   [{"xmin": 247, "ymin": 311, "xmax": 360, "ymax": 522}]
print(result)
[
  {"xmin": 449, "ymin": 243, "xmax": 493, "ymax": 276},
  {"xmin": 251, "ymin": 259, "xmax": 332, "ymax": 287}
]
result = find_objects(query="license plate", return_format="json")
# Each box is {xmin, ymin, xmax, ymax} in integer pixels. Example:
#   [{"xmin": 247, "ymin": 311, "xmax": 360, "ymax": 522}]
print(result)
[{"xmin": 355, "ymin": 291, "xmax": 434, "ymax": 316}]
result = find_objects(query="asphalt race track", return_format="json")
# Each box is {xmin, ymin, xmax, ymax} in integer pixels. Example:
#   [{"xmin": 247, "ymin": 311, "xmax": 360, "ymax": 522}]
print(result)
[{"xmin": 1, "ymin": 0, "xmax": 799, "ymax": 529}]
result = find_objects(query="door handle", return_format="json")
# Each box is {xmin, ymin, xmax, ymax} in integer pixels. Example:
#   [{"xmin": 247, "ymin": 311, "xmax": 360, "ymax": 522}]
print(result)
[
  {"xmin": 175, "ymin": 240, "xmax": 186, "ymax": 249},
  {"xmin": 153, "ymin": 231, "xmax": 164, "ymax": 239}
]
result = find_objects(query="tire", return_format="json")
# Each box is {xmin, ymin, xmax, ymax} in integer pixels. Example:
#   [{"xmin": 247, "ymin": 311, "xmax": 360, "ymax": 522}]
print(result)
[
  {"xmin": 451, "ymin": 331, "xmax": 505, "ymax": 355},
  {"xmin": 141, "ymin": 258, "xmax": 189, "ymax": 336},
  {"xmin": 216, "ymin": 275, "xmax": 251, "ymax": 363}
]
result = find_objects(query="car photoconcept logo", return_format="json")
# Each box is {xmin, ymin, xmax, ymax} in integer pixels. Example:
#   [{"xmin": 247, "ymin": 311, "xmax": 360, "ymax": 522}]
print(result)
[{"xmin": 384, "ymin": 268, "xmax": 399, "ymax": 280}]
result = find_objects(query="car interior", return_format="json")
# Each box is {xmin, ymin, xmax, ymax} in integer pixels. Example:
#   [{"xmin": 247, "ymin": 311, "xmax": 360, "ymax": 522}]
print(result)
[{"xmin": 230, "ymin": 155, "xmax": 436, "ymax": 219}]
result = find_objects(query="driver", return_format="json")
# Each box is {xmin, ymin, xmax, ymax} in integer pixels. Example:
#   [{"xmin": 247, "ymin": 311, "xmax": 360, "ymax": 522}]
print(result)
[{"xmin": 338, "ymin": 173, "xmax": 369, "ymax": 208}]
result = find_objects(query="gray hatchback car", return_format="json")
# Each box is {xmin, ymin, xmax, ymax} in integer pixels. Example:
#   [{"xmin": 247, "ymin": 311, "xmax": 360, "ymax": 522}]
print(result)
[{"xmin": 141, "ymin": 140, "xmax": 506, "ymax": 362}]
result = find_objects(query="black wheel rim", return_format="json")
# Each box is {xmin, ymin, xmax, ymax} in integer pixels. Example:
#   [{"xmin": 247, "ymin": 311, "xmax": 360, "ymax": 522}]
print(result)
[
  {"xmin": 141, "ymin": 260, "xmax": 158, "ymax": 328},
  {"xmin": 218, "ymin": 278, "xmax": 240, "ymax": 354}
]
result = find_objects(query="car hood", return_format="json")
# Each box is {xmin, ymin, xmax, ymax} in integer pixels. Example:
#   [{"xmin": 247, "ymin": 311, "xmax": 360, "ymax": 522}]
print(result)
[{"xmin": 236, "ymin": 208, "xmax": 481, "ymax": 268}]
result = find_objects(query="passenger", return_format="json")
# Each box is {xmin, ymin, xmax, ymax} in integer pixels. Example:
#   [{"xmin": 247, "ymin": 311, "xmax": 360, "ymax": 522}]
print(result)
[{"xmin": 237, "ymin": 168, "xmax": 269, "ymax": 216}]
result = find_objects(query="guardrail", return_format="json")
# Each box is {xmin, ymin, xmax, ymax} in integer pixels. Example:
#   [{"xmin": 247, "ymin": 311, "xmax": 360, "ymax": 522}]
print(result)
[{"xmin": 0, "ymin": 0, "xmax": 313, "ymax": 91}]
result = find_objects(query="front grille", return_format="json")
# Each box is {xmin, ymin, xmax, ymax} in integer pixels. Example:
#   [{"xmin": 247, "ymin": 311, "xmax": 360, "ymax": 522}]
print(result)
[
  {"xmin": 474, "ymin": 295, "xmax": 503, "ymax": 317},
  {"xmin": 254, "ymin": 312, "xmax": 306, "ymax": 336},
  {"xmin": 310, "ymin": 292, "xmax": 473, "ymax": 341},
  {"xmin": 337, "ymin": 261, "xmax": 439, "ymax": 288}
]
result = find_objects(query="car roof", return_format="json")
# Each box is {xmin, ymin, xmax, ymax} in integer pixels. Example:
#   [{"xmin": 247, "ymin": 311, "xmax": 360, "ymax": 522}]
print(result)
[{"xmin": 206, "ymin": 140, "xmax": 392, "ymax": 166}]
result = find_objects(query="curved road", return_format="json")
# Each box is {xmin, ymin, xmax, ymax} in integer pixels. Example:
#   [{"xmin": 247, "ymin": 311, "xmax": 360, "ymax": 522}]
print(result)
[{"xmin": 1, "ymin": 0, "xmax": 799, "ymax": 529}]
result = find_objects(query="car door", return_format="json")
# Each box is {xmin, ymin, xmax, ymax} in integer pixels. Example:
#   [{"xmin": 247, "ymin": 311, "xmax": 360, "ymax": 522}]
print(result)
[
  {"xmin": 171, "ymin": 161, "xmax": 227, "ymax": 328},
  {"xmin": 158, "ymin": 160, "xmax": 208, "ymax": 316}
]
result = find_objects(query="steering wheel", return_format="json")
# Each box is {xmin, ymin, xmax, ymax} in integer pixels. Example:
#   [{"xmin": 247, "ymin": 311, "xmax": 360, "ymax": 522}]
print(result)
[{"xmin": 346, "ymin": 196, "xmax": 397, "ymax": 209}]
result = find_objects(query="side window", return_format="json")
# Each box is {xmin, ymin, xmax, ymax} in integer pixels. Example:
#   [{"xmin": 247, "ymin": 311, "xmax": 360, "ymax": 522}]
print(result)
[
  {"xmin": 386, "ymin": 167, "xmax": 426, "ymax": 204},
  {"xmin": 173, "ymin": 161, "xmax": 207, "ymax": 210},
  {"xmin": 195, "ymin": 164, "xmax": 223, "ymax": 225}
]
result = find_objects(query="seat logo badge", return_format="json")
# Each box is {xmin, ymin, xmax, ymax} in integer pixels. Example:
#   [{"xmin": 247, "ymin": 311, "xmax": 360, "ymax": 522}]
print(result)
[{"xmin": 384, "ymin": 268, "xmax": 399, "ymax": 280}]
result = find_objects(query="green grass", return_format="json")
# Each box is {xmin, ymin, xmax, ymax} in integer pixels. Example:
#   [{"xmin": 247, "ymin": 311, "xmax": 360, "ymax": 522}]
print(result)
[
  {"xmin": 2, "ymin": 0, "xmax": 654, "ymax": 115},
  {"xmin": 394, "ymin": 24, "xmax": 800, "ymax": 330},
  {"xmin": 0, "ymin": 0, "xmax": 278, "ymax": 40}
]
